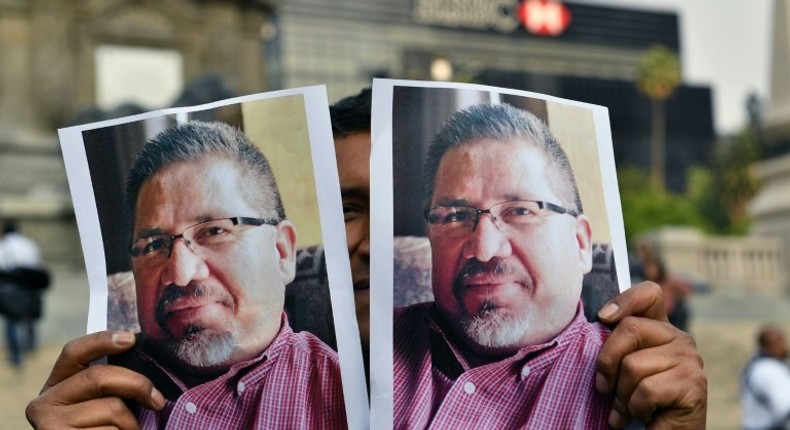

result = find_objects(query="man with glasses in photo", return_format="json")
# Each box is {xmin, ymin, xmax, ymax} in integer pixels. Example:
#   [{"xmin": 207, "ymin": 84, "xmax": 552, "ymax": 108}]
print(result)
[
  {"xmin": 28, "ymin": 120, "xmax": 347, "ymax": 429},
  {"xmin": 394, "ymin": 102, "xmax": 705, "ymax": 429}
]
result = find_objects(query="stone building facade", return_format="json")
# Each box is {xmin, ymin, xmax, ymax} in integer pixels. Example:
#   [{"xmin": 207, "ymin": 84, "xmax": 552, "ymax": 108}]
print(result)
[
  {"xmin": 0, "ymin": 0, "xmax": 275, "ymax": 267},
  {"xmin": 751, "ymin": 0, "xmax": 790, "ymax": 293}
]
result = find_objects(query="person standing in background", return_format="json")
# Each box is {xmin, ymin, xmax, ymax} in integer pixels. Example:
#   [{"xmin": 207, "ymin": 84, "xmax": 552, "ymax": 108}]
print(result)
[
  {"xmin": 0, "ymin": 220, "xmax": 43, "ymax": 366},
  {"xmin": 637, "ymin": 243, "xmax": 693, "ymax": 332},
  {"xmin": 741, "ymin": 325, "xmax": 790, "ymax": 430}
]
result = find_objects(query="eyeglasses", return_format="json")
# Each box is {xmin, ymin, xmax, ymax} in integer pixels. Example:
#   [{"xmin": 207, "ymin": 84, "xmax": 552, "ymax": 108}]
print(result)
[
  {"xmin": 424, "ymin": 200, "xmax": 579, "ymax": 238},
  {"xmin": 129, "ymin": 216, "xmax": 279, "ymax": 267}
]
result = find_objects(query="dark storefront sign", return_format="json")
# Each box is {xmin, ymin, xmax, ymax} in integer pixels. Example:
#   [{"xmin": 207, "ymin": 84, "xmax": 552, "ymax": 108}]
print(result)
[
  {"xmin": 412, "ymin": 0, "xmax": 523, "ymax": 33},
  {"xmin": 412, "ymin": 0, "xmax": 571, "ymax": 36},
  {"xmin": 410, "ymin": 0, "xmax": 678, "ymax": 51}
]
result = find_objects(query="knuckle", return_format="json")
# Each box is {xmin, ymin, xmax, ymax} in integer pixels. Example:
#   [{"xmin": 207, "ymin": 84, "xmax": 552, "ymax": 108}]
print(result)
[
  {"xmin": 687, "ymin": 373, "xmax": 708, "ymax": 406},
  {"xmin": 674, "ymin": 331, "xmax": 704, "ymax": 367},
  {"xmin": 596, "ymin": 350, "xmax": 616, "ymax": 373},
  {"xmin": 644, "ymin": 281, "xmax": 662, "ymax": 295},
  {"xmin": 629, "ymin": 382, "xmax": 659, "ymax": 418},
  {"xmin": 24, "ymin": 399, "xmax": 43, "ymax": 425},
  {"xmin": 619, "ymin": 316, "xmax": 642, "ymax": 338},
  {"xmin": 25, "ymin": 399, "xmax": 60, "ymax": 430},
  {"xmin": 106, "ymin": 396, "xmax": 131, "ymax": 416},
  {"xmin": 60, "ymin": 336, "xmax": 84, "ymax": 359},
  {"xmin": 82, "ymin": 364, "xmax": 112, "ymax": 392},
  {"xmin": 620, "ymin": 353, "xmax": 640, "ymax": 375}
]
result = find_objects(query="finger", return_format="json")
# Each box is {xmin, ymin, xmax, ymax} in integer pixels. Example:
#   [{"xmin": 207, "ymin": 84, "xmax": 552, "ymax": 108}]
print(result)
[
  {"xmin": 43, "ymin": 331, "xmax": 138, "ymax": 392},
  {"xmin": 596, "ymin": 316, "xmax": 678, "ymax": 394},
  {"xmin": 612, "ymin": 347, "xmax": 678, "ymax": 419},
  {"xmin": 607, "ymin": 399, "xmax": 632, "ymax": 429},
  {"xmin": 601, "ymin": 321, "xmax": 705, "ymax": 429},
  {"xmin": 43, "ymin": 364, "xmax": 165, "ymax": 411},
  {"xmin": 647, "ymin": 400, "xmax": 707, "ymax": 430},
  {"xmin": 597, "ymin": 282, "xmax": 668, "ymax": 325},
  {"xmin": 27, "ymin": 396, "xmax": 141, "ymax": 430},
  {"xmin": 630, "ymin": 368, "xmax": 707, "ymax": 430},
  {"xmin": 66, "ymin": 397, "xmax": 141, "ymax": 430}
]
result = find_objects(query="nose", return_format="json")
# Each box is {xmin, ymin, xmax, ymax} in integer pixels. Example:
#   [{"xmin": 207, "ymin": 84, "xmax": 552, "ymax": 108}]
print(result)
[
  {"xmin": 463, "ymin": 212, "xmax": 512, "ymax": 262},
  {"xmin": 160, "ymin": 238, "xmax": 209, "ymax": 287}
]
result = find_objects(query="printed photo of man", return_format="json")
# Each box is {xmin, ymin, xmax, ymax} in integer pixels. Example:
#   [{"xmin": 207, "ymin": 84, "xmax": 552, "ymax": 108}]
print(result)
[{"xmin": 389, "ymin": 93, "xmax": 623, "ymax": 428}]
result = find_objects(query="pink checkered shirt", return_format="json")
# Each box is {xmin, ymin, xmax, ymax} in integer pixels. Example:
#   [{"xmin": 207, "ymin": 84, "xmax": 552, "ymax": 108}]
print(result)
[
  {"xmin": 394, "ymin": 301, "xmax": 613, "ymax": 429},
  {"xmin": 127, "ymin": 315, "xmax": 347, "ymax": 429}
]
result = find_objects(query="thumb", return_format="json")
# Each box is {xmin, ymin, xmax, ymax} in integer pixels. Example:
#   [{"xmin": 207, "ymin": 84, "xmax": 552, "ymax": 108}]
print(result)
[{"xmin": 598, "ymin": 281, "xmax": 668, "ymax": 325}]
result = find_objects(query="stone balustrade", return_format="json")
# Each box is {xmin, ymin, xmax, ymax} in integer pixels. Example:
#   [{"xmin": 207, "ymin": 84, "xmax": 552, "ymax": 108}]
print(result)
[{"xmin": 638, "ymin": 227, "xmax": 786, "ymax": 296}]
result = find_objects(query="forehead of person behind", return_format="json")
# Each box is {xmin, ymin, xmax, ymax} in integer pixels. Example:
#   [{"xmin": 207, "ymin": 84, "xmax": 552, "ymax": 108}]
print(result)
[{"xmin": 424, "ymin": 103, "xmax": 593, "ymax": 355}]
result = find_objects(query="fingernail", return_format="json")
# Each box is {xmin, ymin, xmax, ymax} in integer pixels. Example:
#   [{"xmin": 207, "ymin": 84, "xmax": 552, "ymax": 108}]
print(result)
[
  {"xmin": 595, "ymin": 372, "xmax": 608, "ymax": 393},
  {"xmin": 598, "ymin": 302, "xmax": 619, "ymax": 320},
  {"xmin": 151, "ymin": 387, "xmax": 166, "ymax": 409},
  {"xmin": 608, "ymin": 409, "xmax": 625, "ymax": 428},
  {"xmin": 112, "ymin": 332, "xmax": 135, "ymax": 346}
]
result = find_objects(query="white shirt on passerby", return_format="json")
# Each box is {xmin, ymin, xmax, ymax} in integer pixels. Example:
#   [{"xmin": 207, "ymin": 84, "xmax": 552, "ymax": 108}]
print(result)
[
  {"xmin": 742, "ymin": 355, "xmax": 790, "ymax": 430},
  {"xmin": 0, "ymin": 232, "xmax": 41, "ymax": 270}
]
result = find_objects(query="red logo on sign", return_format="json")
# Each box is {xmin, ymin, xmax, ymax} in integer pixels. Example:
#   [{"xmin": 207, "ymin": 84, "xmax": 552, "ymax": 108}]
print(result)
[{"xmin": 517, "ymin": 0, "xmax": 572, "ymax": 36}]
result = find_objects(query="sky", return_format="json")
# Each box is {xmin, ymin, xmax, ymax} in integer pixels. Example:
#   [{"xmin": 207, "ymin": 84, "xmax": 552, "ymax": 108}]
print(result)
[{"xmin": 572, "ymin": 0, "xmax": 773, "ymax": 136}]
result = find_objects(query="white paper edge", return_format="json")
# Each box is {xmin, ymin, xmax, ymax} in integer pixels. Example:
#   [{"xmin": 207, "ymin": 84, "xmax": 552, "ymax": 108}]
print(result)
[
  {"xmin": 302, "ymin": 86, "xmax": 370, "ymax": 429},
  {"xmin": 368, "ymin": 78, "xmax": 632, "ymax": 427},
  {"xmin": 58, "ymin": 85, "xmax": 369, "ymax": 428},
  {"xmin": 369, "ymin": 80, "xmax": 395, "ymax": 429},
  {"xmin": 58, "ymin": 126, "xmax": 108, "ymax": 333},
  {"xmin": 591, "ymin": 108, "xmax": 631, "ymax": 292}
]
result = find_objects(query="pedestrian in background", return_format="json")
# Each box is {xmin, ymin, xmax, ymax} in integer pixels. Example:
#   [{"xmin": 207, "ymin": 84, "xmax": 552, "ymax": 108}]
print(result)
[
  {"xmin": 0, "ymin": 220, "xmax": 45, "ymax": 366},
  {"xmin": 636, "ymin": 243, "xmax": 693, "ymax": 332},
  {"xmin": 741, "ymin": 325, "xmax": 790, "ymax": 430}
]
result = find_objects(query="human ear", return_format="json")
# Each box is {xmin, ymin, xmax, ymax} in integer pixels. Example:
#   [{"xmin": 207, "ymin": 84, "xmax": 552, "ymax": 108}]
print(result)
[
  {"xmin": 274, "ymin": 220, "xmax": 298, "ymax": 284},
  {"xmin": 574, "ymin": 214, "xmax": 593, "ymax": 274}
]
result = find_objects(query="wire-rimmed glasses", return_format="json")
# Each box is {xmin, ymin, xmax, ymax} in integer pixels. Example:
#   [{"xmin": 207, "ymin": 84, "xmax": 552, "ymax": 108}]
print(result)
[
  {"xmin": 425, "ymin": 200, "xmax": 578, "ymax": 238},
  {"xmin": 129, "ymin": 216, "xmax": 279, "ymax": 267}
]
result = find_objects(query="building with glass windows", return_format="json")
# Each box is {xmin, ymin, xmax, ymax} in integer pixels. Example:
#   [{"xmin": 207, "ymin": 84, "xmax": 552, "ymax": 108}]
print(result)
[{"xmin": 273, "ymin": 0, "xmax": 714, "ymax": 192}]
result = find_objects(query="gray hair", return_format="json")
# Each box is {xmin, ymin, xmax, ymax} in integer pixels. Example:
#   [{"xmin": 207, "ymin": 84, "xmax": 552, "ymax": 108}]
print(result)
[
  {"xmin": 422, "ymin": 103, "xmax": 582, "ymax": 213},
  {"xmin": 125, "ymin": 120, "xmax": 285, "ymax": 227}
]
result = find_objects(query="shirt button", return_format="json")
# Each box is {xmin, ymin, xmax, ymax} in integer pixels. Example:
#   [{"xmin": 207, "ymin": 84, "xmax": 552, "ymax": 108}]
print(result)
[
  {"xmin": 521, "ymin": 366, "xmax": 531, "ymax": 377},
  {"xmin": 238, "ymin": 381, "xmax": 247, "ymax": 393},
  {"xmin": 463, "ymin": 381, "xmax": 476, "ymax": 394},
  {"xmin": 185, "ymin": 402, "xmax": 197, "ymax": 414}
]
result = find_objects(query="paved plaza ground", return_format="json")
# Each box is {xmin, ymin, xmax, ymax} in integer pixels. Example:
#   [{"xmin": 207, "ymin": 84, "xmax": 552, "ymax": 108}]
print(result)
[{"xmin": 1, "ymin": 267, "xmax": 790, "ymax": 429}]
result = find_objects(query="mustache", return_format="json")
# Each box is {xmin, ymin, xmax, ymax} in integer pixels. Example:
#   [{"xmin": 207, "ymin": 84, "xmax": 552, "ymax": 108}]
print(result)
[
  {"xmin": 452, "ymin": 258, "xmax": 529, "ymax": 294},
  {"xmin": 154, "ymin": 283, "xmax": 226, "ymax": 327}
]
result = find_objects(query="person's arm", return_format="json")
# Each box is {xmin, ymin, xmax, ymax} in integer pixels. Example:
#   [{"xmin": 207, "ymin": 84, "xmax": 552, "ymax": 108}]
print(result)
[
  {"xmin": 26, "ymin": 331, "xmax": 165, "ymax": 430},
  {"xmin": 595, "ymin": 282, "xmax": 707, "ymax": 430}
]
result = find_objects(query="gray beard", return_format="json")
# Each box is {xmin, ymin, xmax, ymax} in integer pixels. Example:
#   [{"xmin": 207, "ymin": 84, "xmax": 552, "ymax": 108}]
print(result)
[
  {"xmin": 458, "ymin": 303, "xmax": 532, "ymax": 350},
  {"xmin": 168, "ymin": 326, "xmax": 238, "ymax": 368},
  {"xmin": 452, "ymin": 259, "xmax": 533, "ymax": 350}
]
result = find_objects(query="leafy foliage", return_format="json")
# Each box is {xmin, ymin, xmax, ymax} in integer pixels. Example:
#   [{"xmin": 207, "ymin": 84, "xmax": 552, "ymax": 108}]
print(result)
[
  {"xmin": 618, "ymin": 126, "xmax": 761, "ymax": 241},
  {"xmin": 618, "ymin": 167, "xmax": 704, "ymax": 243},
  {"xmin": 713, "ymin": 128, "xmax": 761, "ymax": 226},
  {"xmin": 636, "ymin": 44, "xmax": 682, "ymax": 101}
]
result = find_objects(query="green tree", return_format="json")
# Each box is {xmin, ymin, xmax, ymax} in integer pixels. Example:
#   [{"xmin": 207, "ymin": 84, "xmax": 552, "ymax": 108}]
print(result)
[
  {"xmin": 618, "ymin": 167, "xmax": 704, "ymax": 243},
  {"xmin": 712, "ymin": 128, "xmax": 761, "ymax": 232},
  {"xmin": 686, "ymin": 167, "xmax": 730, "ymax": 234},
  {"xmin": 636, "ymin": 44, "xmax": 681, "ymax": 192}
]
